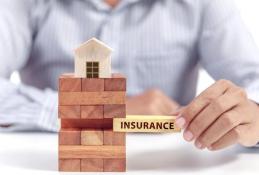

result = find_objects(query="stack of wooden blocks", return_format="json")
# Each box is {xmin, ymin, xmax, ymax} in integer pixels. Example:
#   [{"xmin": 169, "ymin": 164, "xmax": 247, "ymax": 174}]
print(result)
[{"xmin": 58, "ymin": 73, "xmax": 126, "ymax": 172}]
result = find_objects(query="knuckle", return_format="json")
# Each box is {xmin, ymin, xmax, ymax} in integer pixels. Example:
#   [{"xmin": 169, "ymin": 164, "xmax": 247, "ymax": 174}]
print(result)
[
  {"xmin": 235, "ymin": 87, "xmax": 247, "ymax": 99},
  {"xmin": 211, "ymin": 99, "xmax": 225, "ymax": 112},
  {"xmin": 149, "ymin": 89, "xmax": 162, "ymax": 98},
  {"xmin": 218, "ymin": 79, "xmax": 232, "ymax": 86},
  {"xmin": 221, "ymin": 113, "xmax": 236, "ymax": 128},
  {"xmin": 200, "ymin": 94, "xmax": 214, "ymax": 104}
]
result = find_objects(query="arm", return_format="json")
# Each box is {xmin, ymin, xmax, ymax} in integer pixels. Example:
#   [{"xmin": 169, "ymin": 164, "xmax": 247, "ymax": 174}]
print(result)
[
  {"xmin": 0, "ymin": 0, "xmax": 58, "ymax": 132},
  {"xmin": 175, "ymin": 0, "xmax": 259, "ymax": 150}
]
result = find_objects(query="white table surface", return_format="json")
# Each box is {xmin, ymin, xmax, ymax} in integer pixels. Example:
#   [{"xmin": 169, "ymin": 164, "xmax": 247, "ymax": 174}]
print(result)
[{"xmin": 0, "ymin": 132, "xmax": 258, "ymax": 175}]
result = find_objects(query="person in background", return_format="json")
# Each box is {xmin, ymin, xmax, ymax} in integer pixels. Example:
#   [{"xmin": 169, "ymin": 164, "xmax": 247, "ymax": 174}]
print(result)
[{"xmin": 0, "ymin": 0, "xmax": 259, "ymax": 151}]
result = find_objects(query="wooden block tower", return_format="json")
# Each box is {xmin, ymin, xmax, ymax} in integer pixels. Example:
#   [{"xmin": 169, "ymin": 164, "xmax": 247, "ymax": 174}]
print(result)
[{"xmin": 58, "ymin": 38, "xmax": 126, "ymax": 172}]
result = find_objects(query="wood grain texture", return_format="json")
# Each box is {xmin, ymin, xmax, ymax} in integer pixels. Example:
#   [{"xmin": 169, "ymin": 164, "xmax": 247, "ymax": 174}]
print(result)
[
  {"xmin": 104, "ymin": 130, "xmax": 125, "ymax": 145},
  {"xmin": 81, "ymin": 158, "xmax": 103, "ymax": 172},
  {"xmin": 59, "ymin": 106, "xmax": 80, "ymax": 119},
  {"xmin": 59, "ymin": 145, "xmax": 126, "ymax": 159},
  {"xmin": 81, "ymin": 105, "xmax": 103, "ymax": 119},
  {"xmin": 103, "ymin": 158, "xmax": 126, "ymax": 172},
  {"xmin": 81, "ymin": 130, "xmax": 103, "ymax": 145},
  {"xmin": 104, "ymin": 73, "xmax": 126, "ymax": 91},
  {"xmin": 59, "ymin": 159, "xmax": 81, "ymax": 172},
  {"xmin": 82, "ymin": 78, "xmax": 104, "ymax": 91},
  {"xmin": 61, "ymin": 119, "xmax": 113, "ymax": 129},
  {"xmin": 59, "ymin": 74, "xmax": 82, "ymax": 92},
  {"xmin": 59, "ymin": 91, "xmax": 125, "ymax": 105},
  {"xmin": 104, "ymin": 104, "xmax": 126, "ymax": 119},
  {"xmin": 59, "ymin": 128, "xmax": 81, "ymax": 145}
]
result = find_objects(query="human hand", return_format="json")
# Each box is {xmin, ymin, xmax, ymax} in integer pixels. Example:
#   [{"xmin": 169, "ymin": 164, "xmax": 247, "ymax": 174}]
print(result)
[
  {"xmin": 176, "ymin": 80, "xmax": 259, "ymax": 151},
  {"xmin": 126, "ymin": 89, "xmax": 180, "ymax": 115}
]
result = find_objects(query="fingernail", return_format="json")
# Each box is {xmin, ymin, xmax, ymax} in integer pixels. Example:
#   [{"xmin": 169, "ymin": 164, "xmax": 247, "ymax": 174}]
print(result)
[
  {"xmin": 195, "ymin": 141, "xmax": 203, "ymax": 149},
  {"xmin": 183, "ymin": 131, "xmax": 193, "ymax": 141},
  {"xmin": 175, "ymin": 117, "xmax": 186, "ymax": 128}
]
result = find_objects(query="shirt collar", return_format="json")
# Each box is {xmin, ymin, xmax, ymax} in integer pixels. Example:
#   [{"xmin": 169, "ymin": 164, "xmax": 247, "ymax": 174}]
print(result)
[{"xmin": 87, "ymin": 0, "xmax": 141, "ymax": 12}]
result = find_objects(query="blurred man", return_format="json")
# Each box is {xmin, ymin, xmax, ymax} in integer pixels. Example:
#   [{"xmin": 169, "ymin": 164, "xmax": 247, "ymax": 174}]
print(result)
[{"xmin": 0, "ymin": 0, "xmax": 259, "ymax": 150}]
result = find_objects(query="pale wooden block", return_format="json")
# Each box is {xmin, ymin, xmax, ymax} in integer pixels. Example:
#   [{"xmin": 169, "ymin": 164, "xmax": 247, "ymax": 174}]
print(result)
[
  {"xmin": 104, "ymin": 130, "xmax": 125, "ymax": 145},
  {"xmin": 104, "ymin": 104, "xmax": 126, "ymax": 118},
  {"xmin": 103, "ymin": 158, "xmax": 126, "ymax": 172},
  {"xmin": 59, "ymin": 145, "xmax": 126, "ymax": 159},
  {"xmin": 59, "ymin": 105, "xmax": 80, "ymax": 119},
  {"xmin": 59, "ymin": 159, "xmax": 81, "ymax": 172},
  {"xmin": 81, "ymin": 130, "xmax": 103, "ymax": 145},
  {"xmin": 59, "ymin": 91, "xmax": 126, "ymax": 105},
  {"xmin": 113, "ymin": 115, "xmax": 181, "ymax": 133},
  {"xmin": 59, "ymin": 128, "xmax": 81, "ymax": 145},
  {"xmin": 59, "ymin": 74, "xmax": 81, "ymax": 92},
  {"xmin": 81, "ymin": 159, "xmax": 103, "ymax": 172},
  {"xmin": 81, "ymin": 105, "xmax": 103, "ymax": 119}
]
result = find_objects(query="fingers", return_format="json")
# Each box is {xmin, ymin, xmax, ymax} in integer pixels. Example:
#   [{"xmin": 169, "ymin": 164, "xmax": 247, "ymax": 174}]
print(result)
[
  {"xmin": 176, "ymin": 80, "xmax": 232, "ymax": 128},
  {"xmin": 195, "ymin": 110, "xmax": 241, "ymax": 148},
  {"xmin": 184, "ymin": 86, "xmax": 246, "ymax": 143},
  {"xmin": 208, "ymin": 126, "xmax": 242, "ymax": 151}
]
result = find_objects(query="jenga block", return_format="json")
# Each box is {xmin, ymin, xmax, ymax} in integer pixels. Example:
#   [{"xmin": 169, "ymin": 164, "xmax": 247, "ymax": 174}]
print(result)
[
  {"xmin": 59, "ymin": 106, "xmax": 80, "ymax": 119},
  {"xmin": 104, "ymin": 104, "xmax": 126, "ymax": 118},
  {"xmin": 59, "ymin": 128, "xmax": 81, "ymax": 145},
  {"xmin": 103, "ymin": 158, "xmax": 126, "ymax": 172},
  {"xmin": 59, "ymin": 92, "xmax": 125, "ymax": 105},
  {"xmin": 81, "ymin": 105, "xmax": 103, "ymax": 119},
  {"xmin": 81, "ymin": 130, "xmax": 103, "ymax": 145},
  {"xmin": 104, "ymin": 130, "xmax": 126, "ymax": 145},
  {"xmin": 59, "ymin": 73, "xmax": 81, "ymax": 92},
  {"xmin": 61, "ymin": 119, "xmax": 113, "ymax": 129},
  {"xmin": 104, "ymin": 73, "xmax": 126, "ymax": 91},
  {"xmin": 81, "ymin": 159, "xmax": 103, "ymax": 172},
  {"xmin": 59, "ymin": 145, "xmax": 126, "ymax": 159},
  {"xmin": 82, "ymin": 78, "xmax": 104, "ymax": 91},
  {"xmin": 59, "ymin": 159, "xmax": 81, "ymax": 172}
]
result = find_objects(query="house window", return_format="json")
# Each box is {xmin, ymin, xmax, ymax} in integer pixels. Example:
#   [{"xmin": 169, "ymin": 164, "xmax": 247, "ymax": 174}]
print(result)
[{"xmin": 86, "ymin": 61, "xmax": 99, "ymax": 78}]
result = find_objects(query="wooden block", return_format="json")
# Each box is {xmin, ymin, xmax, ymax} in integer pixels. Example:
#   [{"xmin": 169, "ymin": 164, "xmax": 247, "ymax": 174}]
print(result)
[
  {"xmin": 113, "ymin": 115, "xmax": 181, "ymax": 133},
  {"xmin": 81, "ymin": 130, "xmax": 103, "ymax": 145},
  {"xmin": 81, "ymin": 105, "xmax": 103, "ymax": 119},
  {"xmin": 82, "ymin": 78, "xmax": 104, "ymax": 91},
  {"xmin": 81, "ymin": 159, "xmax": 103, "ymax": 172},
  {"xmin": 59, "ymin": 91, "xmax": 125, "ymax": 105},
  {"xmin": 61, "ymin": 119, "xmax": 113, "ymax": 129},
  {"xmin": 104, "ymin": 104, "xmax": 126, "ymax": 119},
  {"xmin": 59, "ymin": 106, "xmax": 80, "ymax": 119},
  {"xmin": 59, "ymin": 159, "xmax": 81, "ymax": 172},
  {"xmin": 59, "ymin": 73, "xmax": 81, "ymax": 92},
  {"xmin": 104, "ymin": 73, "xmax": 126, "ymax": 91},
  {"xmin": 59, "ymin": 128, "xmax": 81, "ymax": 145},
  {"xmin": 104, "ymin": 130, "xmax": 125, "ymax": 145},
  {"xmin": 103, "ymin": 158, "xmax": 126, "ymax": 172},
  {"xmin": 59, "ymin": 145, "xmax": 126, "ymax": 159}
]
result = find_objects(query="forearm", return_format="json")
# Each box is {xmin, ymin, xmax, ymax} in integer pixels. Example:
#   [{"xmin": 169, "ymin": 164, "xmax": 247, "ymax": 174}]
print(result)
[{"xmin": 0, "ymin": 78, "xmax": 58, "ymax": 132}]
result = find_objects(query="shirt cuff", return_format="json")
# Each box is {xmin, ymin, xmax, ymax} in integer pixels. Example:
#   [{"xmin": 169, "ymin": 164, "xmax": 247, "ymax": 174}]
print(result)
[{"xmin": 36, "ymin": 89, "xmax": 59, "ymax": 132}]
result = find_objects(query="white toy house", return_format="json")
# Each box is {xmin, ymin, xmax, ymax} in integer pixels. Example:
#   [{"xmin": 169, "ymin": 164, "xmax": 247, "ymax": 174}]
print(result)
[{"xmin": 74, "ymin": 38, "xmax": 113, "ymax": 78}]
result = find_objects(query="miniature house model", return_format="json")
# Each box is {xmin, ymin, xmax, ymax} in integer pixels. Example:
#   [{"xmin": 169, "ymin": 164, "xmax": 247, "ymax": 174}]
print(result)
[{"xmin": 74, "ymin": 38, "xmax": 113, "ymax": 78}]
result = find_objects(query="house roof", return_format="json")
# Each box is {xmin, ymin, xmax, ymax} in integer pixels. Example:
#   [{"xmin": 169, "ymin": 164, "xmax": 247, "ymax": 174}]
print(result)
[{"xmin": 74, "ymin": 38, "xmax": 113, "ymax": 60}]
